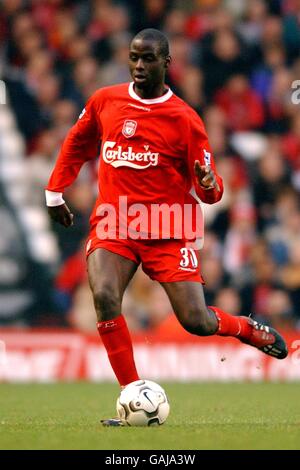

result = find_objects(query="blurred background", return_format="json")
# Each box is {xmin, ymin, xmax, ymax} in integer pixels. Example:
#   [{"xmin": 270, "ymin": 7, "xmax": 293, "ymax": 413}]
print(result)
[{"xmin": 0, "ymin": 0, "xmax": 300, "ymax": 333}]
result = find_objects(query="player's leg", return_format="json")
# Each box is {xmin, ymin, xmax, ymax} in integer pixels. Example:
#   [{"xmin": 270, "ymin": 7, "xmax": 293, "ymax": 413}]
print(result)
[
  {"xmin": 140, "ymin": 239, "xmax": 287, "ymax": 359},
  {"xmin": 160, "ymin": 280, "xmax": 217, "ymax": 334},
  {"xmin": 88, "ymin": 248, "xmax": 140, "ymax": 386},
  {"xmin": 161, "ymin": 280, "xmax": 288, "ymax": 359},
  {"xmin": 88, "ymin": 247, "xmax": 137, "ymax": 321}
]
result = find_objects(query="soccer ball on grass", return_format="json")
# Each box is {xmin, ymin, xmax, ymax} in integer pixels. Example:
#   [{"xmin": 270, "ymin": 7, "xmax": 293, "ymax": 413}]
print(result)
[{"xmin": 116, "ymin": 379, "xmax": 170, "ymax": 426}]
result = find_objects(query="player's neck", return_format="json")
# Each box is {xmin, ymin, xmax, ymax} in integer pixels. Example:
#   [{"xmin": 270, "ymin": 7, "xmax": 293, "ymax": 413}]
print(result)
[{"xmin": 133, "ymin": 83, "xmax": 168, "ymax": 100}]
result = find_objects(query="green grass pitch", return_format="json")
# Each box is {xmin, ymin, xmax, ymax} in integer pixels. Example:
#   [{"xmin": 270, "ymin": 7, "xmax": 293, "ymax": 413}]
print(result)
[{"xmin": 0, "ymin": 382, "xmax": 300, "ymax": 450}]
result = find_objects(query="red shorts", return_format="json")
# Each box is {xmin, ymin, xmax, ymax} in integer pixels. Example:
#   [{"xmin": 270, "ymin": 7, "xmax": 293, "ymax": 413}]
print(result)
[{"xmin": 86, "ymin": 232, "xmax": 204, "ymax": 283}]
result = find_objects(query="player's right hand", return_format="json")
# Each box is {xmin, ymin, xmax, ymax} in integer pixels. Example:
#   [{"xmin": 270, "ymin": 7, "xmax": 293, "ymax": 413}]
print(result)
[{"xmin": 47, "ymin": 203, "xmax": 74, "ymax": 228}]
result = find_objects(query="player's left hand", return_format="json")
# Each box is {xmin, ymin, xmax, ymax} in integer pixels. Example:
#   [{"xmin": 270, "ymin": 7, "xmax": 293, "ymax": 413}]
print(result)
[{"xmin": 194, "ymin": 160, "xmax": 220, "ymax": 192}]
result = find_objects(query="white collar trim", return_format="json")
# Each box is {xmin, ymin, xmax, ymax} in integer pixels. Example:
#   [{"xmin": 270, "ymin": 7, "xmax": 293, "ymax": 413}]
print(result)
[{"xmin": 128, "ymin": 82, "xmax": 173, "ymax": 104}]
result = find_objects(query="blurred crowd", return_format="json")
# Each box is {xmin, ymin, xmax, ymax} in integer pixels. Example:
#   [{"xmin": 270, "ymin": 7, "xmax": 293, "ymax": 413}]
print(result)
[{"xmin": 0, "ymin": 0, "xmax": 300, "ymax": 331}]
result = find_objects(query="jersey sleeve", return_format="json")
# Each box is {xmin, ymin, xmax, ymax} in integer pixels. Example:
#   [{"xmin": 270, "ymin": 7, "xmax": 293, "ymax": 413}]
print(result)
[
  {"xmin": 186, "ymin": 111, "xmax": 223, "ymax": 204},
  {"xmin": 46, "ymin": 92, "xmax": 102, "ymax": 194}
]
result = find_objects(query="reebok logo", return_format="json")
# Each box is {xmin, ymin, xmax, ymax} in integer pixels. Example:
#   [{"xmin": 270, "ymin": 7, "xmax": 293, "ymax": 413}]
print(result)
[
  {"xmin": 102, "ymin": 141, "xmax": 159, "ymax": 169},
  {"xmin": 127, "ymin": 103, "xmax": 151, "ymax": 112}
]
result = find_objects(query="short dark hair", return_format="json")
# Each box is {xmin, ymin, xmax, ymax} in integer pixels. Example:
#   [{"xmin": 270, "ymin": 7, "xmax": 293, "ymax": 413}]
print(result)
[{"xmin": 132, "ymin": 28, "xmax": 170, "ymax": 58}]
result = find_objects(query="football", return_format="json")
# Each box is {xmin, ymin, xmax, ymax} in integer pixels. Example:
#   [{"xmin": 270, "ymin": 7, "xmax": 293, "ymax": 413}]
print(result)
[{"xmin": 116, "ymin": 379, "xmax": 170, "ymax": 426}]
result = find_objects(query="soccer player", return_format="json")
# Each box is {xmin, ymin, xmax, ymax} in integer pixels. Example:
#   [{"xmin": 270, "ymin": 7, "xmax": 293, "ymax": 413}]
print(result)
[{"xmin": 46, "ymin": 29, "xmax": 288, "ymax": 425}]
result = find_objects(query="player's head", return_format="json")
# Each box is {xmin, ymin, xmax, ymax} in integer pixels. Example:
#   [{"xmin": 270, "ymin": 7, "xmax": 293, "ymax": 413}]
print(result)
[{"xmin": 129, "ymin": 29, "xmax": 171, "ymax": 92}]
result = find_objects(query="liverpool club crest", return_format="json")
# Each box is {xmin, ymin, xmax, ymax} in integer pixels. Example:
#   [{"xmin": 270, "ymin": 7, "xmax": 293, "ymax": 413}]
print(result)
[{"xmin": 122, "ymin": 120, "xmax": 137, "ymax": 138}]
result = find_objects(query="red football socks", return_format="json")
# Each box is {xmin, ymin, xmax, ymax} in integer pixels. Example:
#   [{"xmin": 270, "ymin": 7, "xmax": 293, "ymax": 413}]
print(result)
[
  {"xmin": 209, "ymin": 306, "xmax": 253, "ymax": 340},
  {"xmin": 97, "ymin": 314, "xmax": 139, "ymax": 386}
]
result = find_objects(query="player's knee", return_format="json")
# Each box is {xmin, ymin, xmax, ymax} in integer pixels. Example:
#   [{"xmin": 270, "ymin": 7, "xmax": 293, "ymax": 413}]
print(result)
[
  {"xmin": 181, "ymin": 308, "xmax": 216, "ymax": 336},
  {"xmin": 93, "ymin": 285, "xmax": 120, "ymax": 321}
]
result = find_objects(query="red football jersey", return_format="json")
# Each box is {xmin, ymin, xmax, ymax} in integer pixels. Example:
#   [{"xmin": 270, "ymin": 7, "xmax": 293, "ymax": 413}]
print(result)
[{"xmin": 46, "ymin": 82, "xmax": 223, "ymax": 239}]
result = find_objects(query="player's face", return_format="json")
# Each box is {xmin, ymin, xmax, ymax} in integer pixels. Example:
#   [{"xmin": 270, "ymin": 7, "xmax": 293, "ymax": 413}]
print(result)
[{"xmin": 129, "ymin": 38, "xmax": 169, "ymax": 93}]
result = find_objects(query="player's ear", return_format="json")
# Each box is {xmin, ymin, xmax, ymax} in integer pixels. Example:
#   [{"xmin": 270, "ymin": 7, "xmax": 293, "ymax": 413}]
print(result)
[{"xmin": 165, "ymin": 55, "xmax": 171, "ymax": 69}]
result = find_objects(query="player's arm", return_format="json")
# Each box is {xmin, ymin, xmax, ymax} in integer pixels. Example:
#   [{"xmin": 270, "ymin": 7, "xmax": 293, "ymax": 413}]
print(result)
[
  {"xmin": 187, "ymin": 113, "xmax": 223, "ymax": 204},
  {"xmin": 45, "ymin": 93, "xmax": 102, "ymax": 227}
]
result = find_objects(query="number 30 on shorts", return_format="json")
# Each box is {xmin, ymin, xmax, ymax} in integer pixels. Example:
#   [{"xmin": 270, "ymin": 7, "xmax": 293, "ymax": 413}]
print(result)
[{"xmin": 179, "ymin": 247, "xmax": 198, "ymax": 269}]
